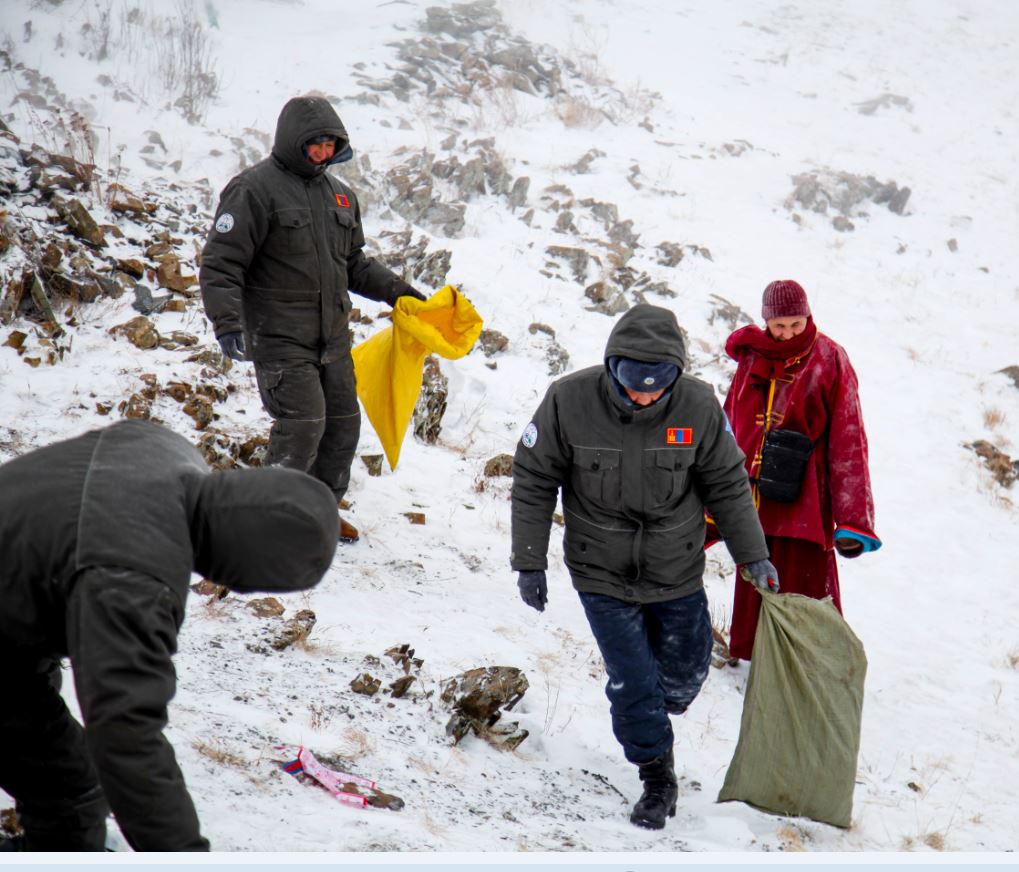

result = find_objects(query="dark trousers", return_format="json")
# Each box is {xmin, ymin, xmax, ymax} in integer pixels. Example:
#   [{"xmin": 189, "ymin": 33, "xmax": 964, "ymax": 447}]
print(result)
[
  {"xmin": 0, "ymin": 656, "xmax": 108, "ymax": 850},
  {"xmin": 254, "ymin": 353, "xmax": 359, "ymax": 501},
  {"xmin": 578, "ymin": 588, "xmax": 713, "ymax": 765}
]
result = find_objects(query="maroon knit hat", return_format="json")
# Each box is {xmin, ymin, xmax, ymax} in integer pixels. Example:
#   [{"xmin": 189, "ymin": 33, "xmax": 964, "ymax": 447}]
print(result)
[{"xmin": 761, "ymin": 280, "xmax": 810, "ymax": 320}]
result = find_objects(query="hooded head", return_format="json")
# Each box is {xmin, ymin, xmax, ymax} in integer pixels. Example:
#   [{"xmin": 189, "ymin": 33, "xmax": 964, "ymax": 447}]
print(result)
[
  {"xmin": 604, "ymin": 304, "xmax": 687, "ymax": 373},
  {"xmin": 192, "ymin": 467, "xmax": 338, "ymax": 593},
  {"xmin": 272, "ymin": 96, "xmax": 351, "ymax": 178},
  {"xmin": 604, "ymin": 304, "xmax": 687, "ymax": 406}
]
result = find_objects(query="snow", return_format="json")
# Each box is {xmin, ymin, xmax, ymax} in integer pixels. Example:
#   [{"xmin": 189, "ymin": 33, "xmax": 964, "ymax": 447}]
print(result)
[{"xmin": 1, "ymin": 0, "xmax": 1018, "ymax": 861}]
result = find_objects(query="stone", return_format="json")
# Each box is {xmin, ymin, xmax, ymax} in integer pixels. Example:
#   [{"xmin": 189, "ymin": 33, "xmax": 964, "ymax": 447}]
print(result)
[
  {"xmin": 403, "ymin": 512, "xmax": 426, "ymax": 525},
  {"xmin": 116, "ymin": 258, "xmax": 145, "ymax": 278},
  {"xmin": 388, "ymin": 675, "xmax": 416, "ymax": 698},
  {"xmin": 656, "ymin": 241, "xmax": 685, "ymax": 267},
  {"xmin": 477, "ymin": 328, "xmax": 508, "ymax": 357},
  {"xmin": 109, "ymin": 315, "xmax": 159, "ymax": 349},
  {"xmin": 107, "ymin": 183, "xmax": 155, "ymax": 215},
  {"xmin": 361, "ymin": 454, "xmax": 384, "ymax": 476},
  {"xmin": 350, "ymin": 673, "xmax": 382, "ymax": 695},
  {"xmin": 183, "ymin": 395, "xmax": 214, "ymax": 430},
  {"xmin": 997, "ymin": 366, "xmax": 1019, "ymax": 390},
  {"xmin": 155, "ymin": 253, "xmax": 197, "ymax": 294},
  {"xmin": 51, "ymin": 195, "xmax": 106, "ymax": 248},
  {"xmin": 508, "ymin": 176, "xmax": 529, "ymax": 208},
  {"xmin": 440, "ymin": 666, "xmax": 529, "ymax": 748},
  {"xmin": 584, "ymin": 281, "xmax": 629, "ymax": 316},
  {"xmin": 247, "ymin": 597, "xmax": 285, "ymax": 618},
  {"xmin": 190, "ymin": 579, "xmax": 229, "ymax": 598},
  {"xmin": 413, "ymin": 355, "xmax": 447, "ymax": 444},
  {"xmin": 119, "ymin": 393, "xmax": 151, "ymax": 420},
  {"xmin": 270, "ymin": 609, "xmax": 317, "ymax": 650},
  {"xmin": 967, "ymin": 440, "xmax": 1018, "ymax": 489},
  {"xmin": 545, "ymin": 245, "xmax": 594, "ymax": 284}
]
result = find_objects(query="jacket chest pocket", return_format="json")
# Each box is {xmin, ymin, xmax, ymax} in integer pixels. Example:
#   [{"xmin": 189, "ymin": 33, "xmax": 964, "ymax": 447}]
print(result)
[
  {"xmin": 269, "ymin": 209, "xmax": 312, "ymax": 255},
  {"xmin": 571, "ymin": 446, "xmax": 622, "ymax": 504},
  {"xmin": 332, "ymin": 208, "xmax": 354, "ymax": 258},
  {"xmin": 645, "ymin": 449, "xmax": 694, "ymax": 506}
]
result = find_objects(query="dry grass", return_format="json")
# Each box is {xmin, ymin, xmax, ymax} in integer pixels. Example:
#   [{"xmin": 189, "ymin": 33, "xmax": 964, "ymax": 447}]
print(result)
[
  {"xmin": 983, "ymin": 407, "xmax": 1006, "ymax": 429},
  {"xmin": 554, "ymin": 94, "xmax": 606, "ymax": 129},
  {"xmin": 192, "ymin": 738, "xmax": 248, "ymax": 770},
  {"xmin": 339, "ymin": 726, "xmax": 373, "ymax": 758},
  {"xmin": 1006, "ymin": 647, "xmax": 1019, "ymax": 670},
  {"xmin": 776, "ymin": 823, "xmax": 808, "ymax": 851},
  {"xmin": 923, "ymin": 831, "xmax": 947, "ymax": 851}
]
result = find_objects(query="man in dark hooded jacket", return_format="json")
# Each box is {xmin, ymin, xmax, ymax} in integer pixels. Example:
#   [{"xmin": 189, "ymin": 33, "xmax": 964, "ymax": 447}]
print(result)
[
  {"xmin": 199, "ymin": 95, "xmax": 425, "ymax": 542},
  {"xmin": 511, "ymin": 304, "xmax": 777, "ymax": 830},
  {"xmin": 0, "ymin": 420, "xmax": 338, "ymax": 852}
]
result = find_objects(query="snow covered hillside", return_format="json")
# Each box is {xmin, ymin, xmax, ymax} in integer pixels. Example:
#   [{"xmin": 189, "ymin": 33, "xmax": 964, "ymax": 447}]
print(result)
[{"xmin": 1, "ymin": 0, "xmax": 1018, "ymax": 854}]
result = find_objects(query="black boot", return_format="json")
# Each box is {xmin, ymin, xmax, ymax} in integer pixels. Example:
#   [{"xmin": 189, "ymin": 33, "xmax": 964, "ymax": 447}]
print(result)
[{"xmin": 629, "ymin": 748, "xmax": 678, "ymax": 830}]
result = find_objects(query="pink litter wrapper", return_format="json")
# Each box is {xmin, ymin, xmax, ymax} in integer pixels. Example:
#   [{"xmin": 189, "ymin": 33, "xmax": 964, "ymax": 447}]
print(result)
[{"xmin": 280, "ymin": 745, "xmax": 377, "ymax": 809}]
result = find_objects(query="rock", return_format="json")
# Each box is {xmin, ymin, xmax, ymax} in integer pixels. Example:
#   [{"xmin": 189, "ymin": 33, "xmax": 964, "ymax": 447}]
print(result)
[
  {"xmin": 3, "ymin": 330, "xmax": 27, "ymax": 351},
  {"xmin": 270, "ymin": 609, "xmax": 316, "ymax": 650},
  {"xmin": 109, "ymin": 315, "xmax": 159, "ymax": 349},
  {"xmin": 361, "ymin": 453, "xmax": 384, "ymax": 476},
  {"xmin": 508, "ymin": 176, "xmax": 529, "ymax": 208},
  {"xmin": 159, "ymin": 330, "xmax": 198, "ymax": 349},
  {"xmin": 554, "ymin": 210, "xmax": 576, "ymax": 234},
  {"xmin": 51, "ymin": 195, "xmax": 106, "ymax": 248},
  {"xmin": 117, "ymin": 258, "xmax": 145, "ymax": 278},
  {"xmin": 832, "ymin": 215, "xmax": 855, "ymax": 232},
  {"xmin": 440, "ymin": 666, "xmax": 529, "ymax": 748},
  {"xmin": 477, "ymin": 328, "xmax": 508, "ymax": 357},
  {"xmin": 388, "ymin": 675, "xmax": 416, "ymax": 698},
  {"xmin": 183, "ymin": 395, "xmax": 214, "ymax": 430},
  {"xmin": 131, "ymin": 284, "xmax": 172, "ymax": 315},
  {"xmin": 351, "ymin": 673, "xmax": 382, "ymax": 695},
  {"xmin": 568, "ymin": 148, "xmax": 606, "ymax": 174},
  {"xmin": 997, "ymin": 365, "xmax": 1019, "ymax": 390},
  {"xmin": 155, "ymin": 253, "xmax": 197, "ymax": 294},
  {"xmin": 708, "ymin": 294, "xmax": 754, "ymax": 331},
  {"xmin": 584, "ymin": 281, "xmax": 629, "ymax": 315},
  {"xmin": 403, "ymin": 512, "xmax": 426, "ymax": 525},
  {"xmin": 238, "ymin": 434, "xmax": 269, "ymax": 467},
  {"xmin": 967, "ymin": 440, "xmax": 1019, "ymax": 489},
  {"xmin": 107, "ymin": 183, "xmax": 155, "ymax": 215},
  {"xmin": 163, "ymin": 381, "xmax": 193, "ymax": 402},
  {"xmin": 656, "ymin": 241, "xmax": 685, "ymax": 267},
  {"xmin": 545, "ymin": 341, "xmax": 569, "ymax": 376},
  {"xmin": 95, "ymin": 401, "xmax": 113, "ymax": 416},
  {"xmin": 119, "ymin": 393, "xmax": 151, "ymax": 420},
  {"xmin": 413, "ymin": 355, "xmax": 447, "ymax": 444},
  {"xmin": 190, "ymin": 579, "xmax": 229, "ymax": 598},
  {"xmin": 484, "ymin": 453, "xmax": 514, "ymax": 477},
  {"xmin": 528, "ymin": 322, "xmax": 555, "ymax": 338},
  {"xmin": 247, "ymin": 597, "xmax": 285, "ymax": 618},
  {"xmin": 545, "ymin": 245, "xmax": 594, "ymax": 284}
]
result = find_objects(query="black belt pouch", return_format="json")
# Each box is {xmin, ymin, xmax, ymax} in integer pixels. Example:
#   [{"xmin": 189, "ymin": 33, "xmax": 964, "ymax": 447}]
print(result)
[{"xmin": 757, "ymin": 429, "xmax": 814, "ymax": 502}]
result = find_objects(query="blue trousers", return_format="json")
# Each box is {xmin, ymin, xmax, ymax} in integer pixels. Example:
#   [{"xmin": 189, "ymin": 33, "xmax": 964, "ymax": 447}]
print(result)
[{"xmin": 579, "ymin": 588, "xmax": 713, "ymax": 764}]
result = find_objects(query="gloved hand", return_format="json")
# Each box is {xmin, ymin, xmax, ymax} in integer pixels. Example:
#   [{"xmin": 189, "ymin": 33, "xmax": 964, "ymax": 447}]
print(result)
[
  {"xmin": 739, "ymin": 559, "xmax": 780, "ymax": 593},
  {"xmin": 397, "ymin": 287, "xmax": 428, "ymax": 302},
  {"xmin": 834, "ymin": 526, "xmax": 881, "ymax": 558},
  {"xmin": 517, "ymin": 570, "xmax": 548, "ymax": 612},
  {"xmin": 218, "ymin": 331, "xmax": 247, "ymax": 361}
]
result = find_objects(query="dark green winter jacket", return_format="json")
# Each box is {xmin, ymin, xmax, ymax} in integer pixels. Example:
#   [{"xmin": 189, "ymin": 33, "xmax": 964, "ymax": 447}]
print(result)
[
  {"xmin": 199, "ymin": 96, "xmax": 413, "ymax": 363},
  {"xmin": 511, "ymin": 304, "xmax": 768, "ymax": 603},
  {"xmin": 0, "ymin": 420, "xmax": 337, "ymax": 850}
]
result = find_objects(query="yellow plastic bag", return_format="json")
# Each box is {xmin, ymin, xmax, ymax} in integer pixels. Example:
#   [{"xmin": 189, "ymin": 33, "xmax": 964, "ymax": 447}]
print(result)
[{"xmin": 351, "ymin": 285, "xmax": 483, "ymax": 470}]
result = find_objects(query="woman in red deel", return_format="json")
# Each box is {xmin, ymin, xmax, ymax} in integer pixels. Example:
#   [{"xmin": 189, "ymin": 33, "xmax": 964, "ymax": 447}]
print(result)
[{"xmin": 720, "ymin": 280, "xmax": 881, "ymax": 660}]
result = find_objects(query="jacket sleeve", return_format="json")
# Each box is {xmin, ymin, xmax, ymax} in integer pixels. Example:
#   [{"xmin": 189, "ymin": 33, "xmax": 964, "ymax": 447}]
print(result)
[
  {"xmin": 510, "ymin": 386, "xmax": 570, "ymax": 571},
  {"xmin": 827, "ymin": 349, "xmax": 878, "ymax": 537},
  {"xmin": 345, "ymin": 192, "xmax": 416, "ymax": 305},
  {"xmin": 66, "ymin": 567, "xmax": 210, "ymax": 852},
  {"xmin": 692, "ymin": 399, "xmax": 769, "ymax": 565},
  {"xmin": 199, "ymin": 180, "xmax": 270, "ymax": 339}
]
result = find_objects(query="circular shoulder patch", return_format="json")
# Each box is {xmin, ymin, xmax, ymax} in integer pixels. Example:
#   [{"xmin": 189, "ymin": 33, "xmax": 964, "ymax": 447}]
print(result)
[
  {"xmin": 215, "ymin": 213, "xmax": 235, "ymax": 233},
  {"xmin": 521, "ymin": 422, "xmax": 538, "ymax": 449}
]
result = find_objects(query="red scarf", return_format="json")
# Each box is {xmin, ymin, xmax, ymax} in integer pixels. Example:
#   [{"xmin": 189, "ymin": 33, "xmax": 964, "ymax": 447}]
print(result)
[{"xmin": 725, "ymin": 318, "xmax": 818, "ymax": 381}]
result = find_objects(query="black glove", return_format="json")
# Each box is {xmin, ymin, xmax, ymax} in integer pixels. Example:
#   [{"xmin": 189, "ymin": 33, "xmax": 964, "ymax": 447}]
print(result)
[
  {"xmin": 739, "ymin": 558, "xmax": 780, "ymax": 593},
  {"xmin": 218, "ymin": 331, "xmax": 247, "ymax": 361},
  {"xmin": 517, "ymin": 570, "xmax": 548, "ymax": 612},
  {"xmin": 397, "ymin": 287, "xmax": 428, "ymax": 302}
]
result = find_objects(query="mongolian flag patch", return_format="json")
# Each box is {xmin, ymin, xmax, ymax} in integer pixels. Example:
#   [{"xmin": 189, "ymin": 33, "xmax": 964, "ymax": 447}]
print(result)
[
  {"xmin": 666, "ymin": 427, "xmax": 693, "ymax": 445},
  {"xmin": 335, "ymin": 193, "xmax": 350, "ymax": 208}
]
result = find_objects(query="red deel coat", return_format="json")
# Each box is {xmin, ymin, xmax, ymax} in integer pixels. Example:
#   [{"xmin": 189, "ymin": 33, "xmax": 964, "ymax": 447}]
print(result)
[{"xmin": 722, "ymin": 320, "xmax": 877, "ymax": 550}]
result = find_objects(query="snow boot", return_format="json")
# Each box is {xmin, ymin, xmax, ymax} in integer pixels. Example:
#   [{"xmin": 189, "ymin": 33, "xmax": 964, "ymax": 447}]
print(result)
[
  {"xmin": 629, "ymin": 748, "xmax": 678, "ymax": 830},
  {"xmin": 338, "ymin": 517, "xmax": 359, "ymax": 543}
]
